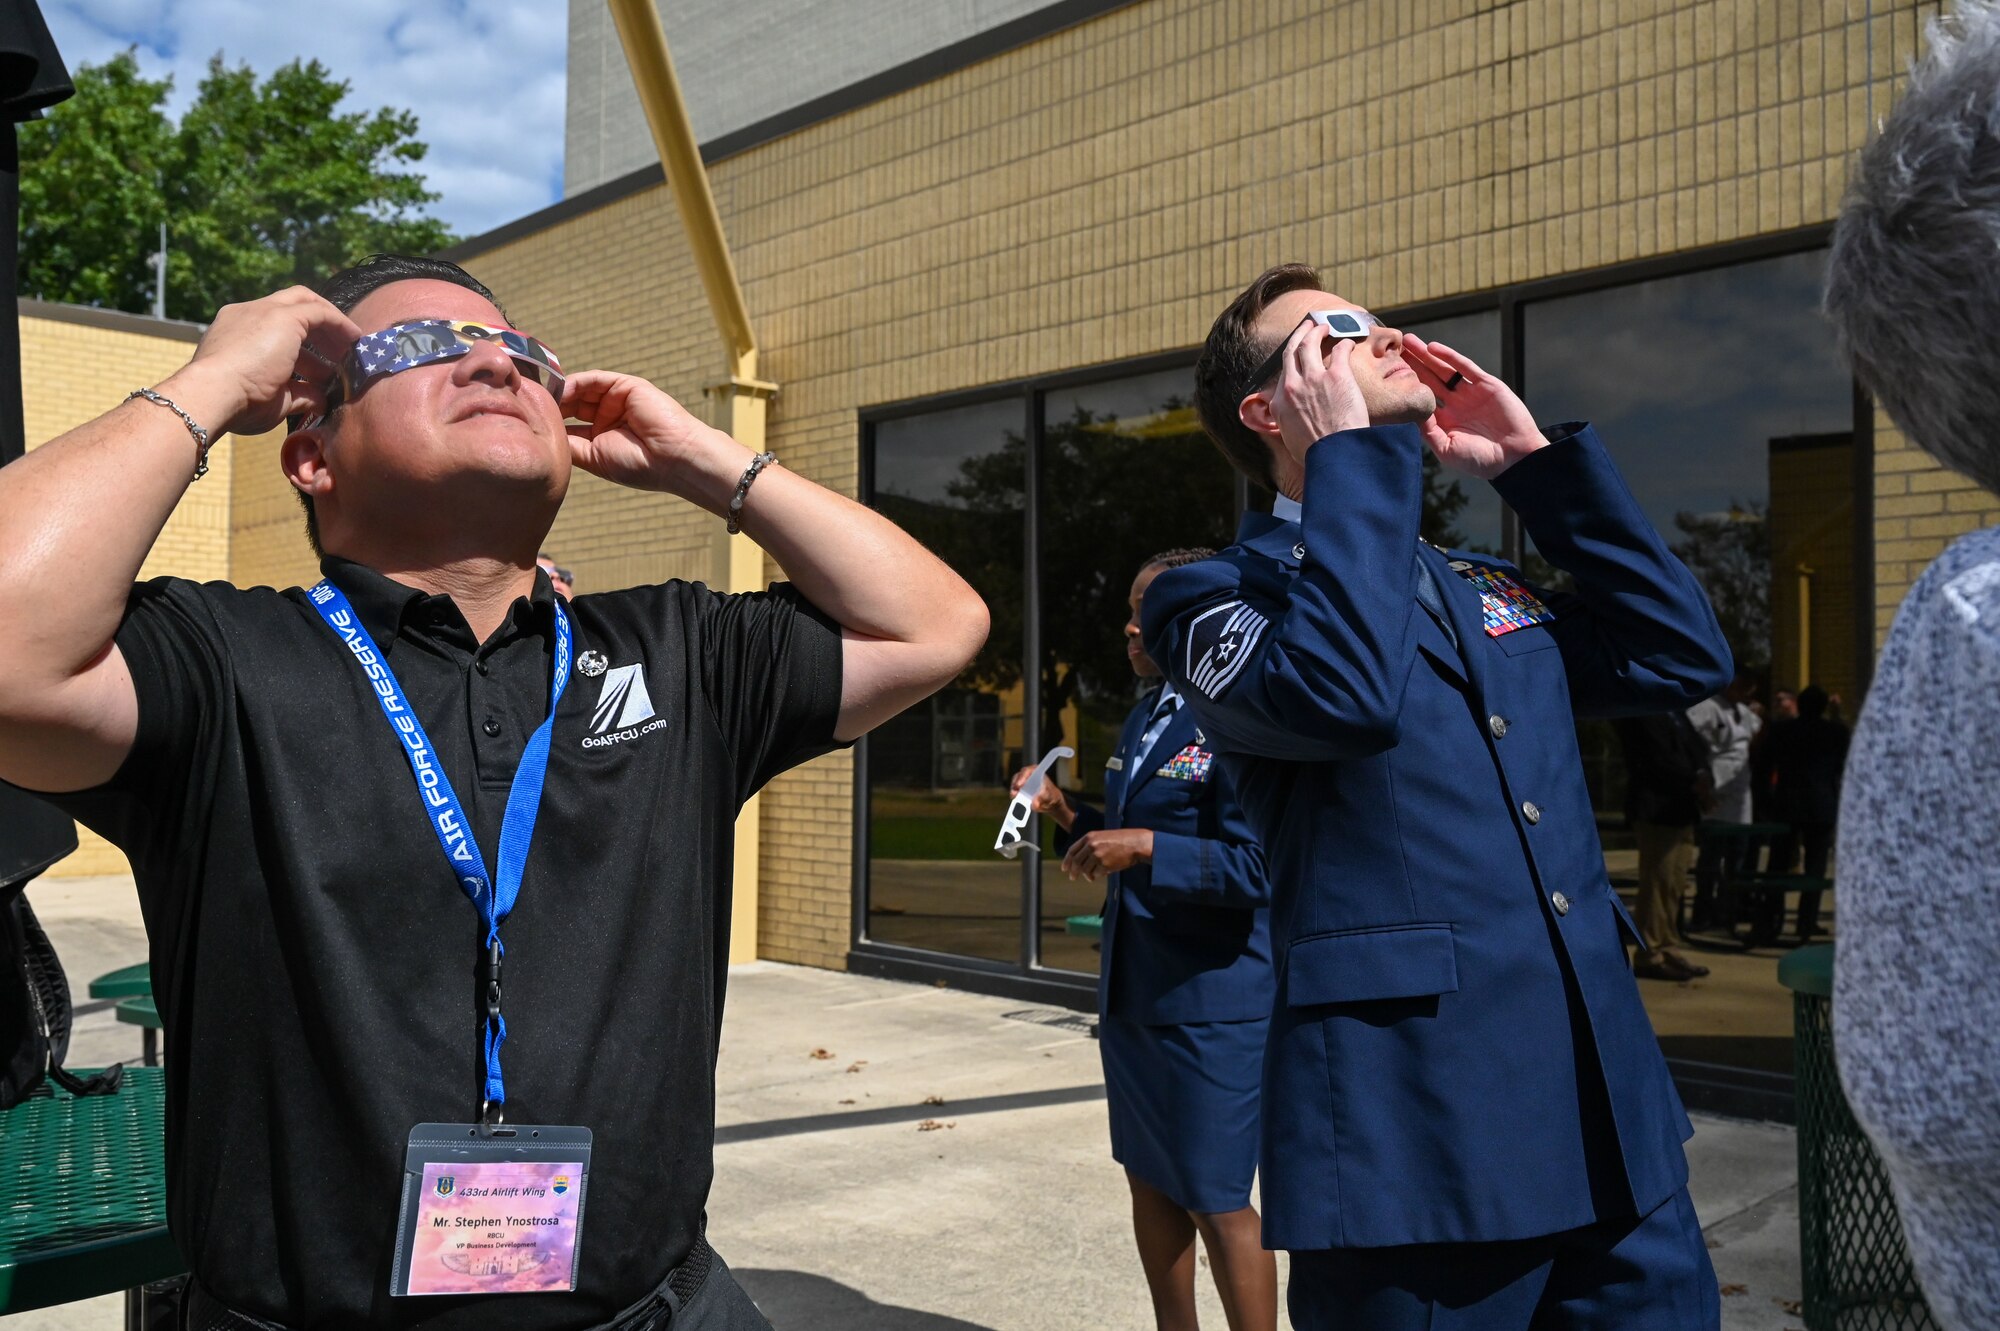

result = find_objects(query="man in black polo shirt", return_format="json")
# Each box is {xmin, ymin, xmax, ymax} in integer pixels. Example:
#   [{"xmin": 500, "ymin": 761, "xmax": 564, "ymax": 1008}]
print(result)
[{"xmin": 0, "ymin": 256, "xmax": 989, "ymax": 1329}]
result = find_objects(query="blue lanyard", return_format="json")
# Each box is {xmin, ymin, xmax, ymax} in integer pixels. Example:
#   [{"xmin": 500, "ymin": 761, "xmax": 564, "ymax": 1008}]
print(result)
[{"xmin": 307, "ymin": 578, "xmax": 571, "ymax": 1118}]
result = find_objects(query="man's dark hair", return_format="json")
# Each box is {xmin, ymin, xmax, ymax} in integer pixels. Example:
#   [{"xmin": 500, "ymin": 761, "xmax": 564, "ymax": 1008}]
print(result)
[
  {"xmin": 1143, "ymin": 547, "xmax": 1214, "ymax": 572},
  {"xmin": 1193, "ymin": 263, "xmax": 1324, "ymax": 494},
  {"xmin": 292, "ymin": 255, "xmax": 505, "ymax": 555},
  {"xmin": 1797, "ymin": 684, "xmax": 1829, "ymax": 720}
]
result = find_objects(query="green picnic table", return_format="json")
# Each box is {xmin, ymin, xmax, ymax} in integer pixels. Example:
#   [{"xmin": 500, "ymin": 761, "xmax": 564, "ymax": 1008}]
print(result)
[
  {"xmin": 1065, "ymin": 914, "xmax": 1102, "ymax": 940},
  {"xmin": 0, "ymin": 1066, "xmax": 182, "ymax": 1325},
  {"xmin": 88, "ymin": 963, "xmax": 152, "ymax": 1000},
  {"xmin": 115, "ymin": 995, "xmax": 161, "ymax": 1067}
]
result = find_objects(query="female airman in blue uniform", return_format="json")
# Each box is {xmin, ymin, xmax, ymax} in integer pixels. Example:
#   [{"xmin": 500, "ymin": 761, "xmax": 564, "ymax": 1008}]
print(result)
[{"xmin": 1014, "ymin": 548, "xmax": 1276, "ymax": 1331}]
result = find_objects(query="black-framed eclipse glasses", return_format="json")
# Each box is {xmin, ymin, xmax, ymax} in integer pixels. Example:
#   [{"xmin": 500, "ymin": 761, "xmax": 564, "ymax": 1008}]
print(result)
[{"xmin": 1238, "ymin": 309, "xmax": 1382, "ymax": 401}]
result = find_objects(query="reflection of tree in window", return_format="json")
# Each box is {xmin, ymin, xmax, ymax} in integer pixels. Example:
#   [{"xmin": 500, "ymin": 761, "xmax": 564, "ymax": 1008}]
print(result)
[
  {"xmin": 1421, "ymin": 453, "xmax": 1472, "ymax": 549},
  {"xmin": 1033, "ymin": 397, "xmax": 1236, "ymax": 757},
  {"xmin": 1670, "ymin": 502, "xmax": 1769, "ymax": 673}
]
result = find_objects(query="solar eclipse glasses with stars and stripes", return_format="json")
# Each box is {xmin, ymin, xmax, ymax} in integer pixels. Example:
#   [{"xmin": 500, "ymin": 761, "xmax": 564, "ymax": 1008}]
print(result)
[{"xmin": 320, "ymin": 320, "xmax": 566, "ymax": 415}]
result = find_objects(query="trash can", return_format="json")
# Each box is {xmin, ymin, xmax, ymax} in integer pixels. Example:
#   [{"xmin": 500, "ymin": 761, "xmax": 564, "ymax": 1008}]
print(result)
[{"xmin": 1780, "ymin": 944, "xmax": 1936, "ymax": 1330}]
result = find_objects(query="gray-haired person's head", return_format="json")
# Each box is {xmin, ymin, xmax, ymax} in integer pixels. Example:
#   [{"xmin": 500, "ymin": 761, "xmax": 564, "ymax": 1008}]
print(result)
[{"xmin": 1826, "ymin": 0, "xmax": 2000, "ymax": 494}]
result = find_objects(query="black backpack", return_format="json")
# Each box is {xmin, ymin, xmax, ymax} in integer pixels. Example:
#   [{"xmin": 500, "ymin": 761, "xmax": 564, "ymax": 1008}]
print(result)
[{"xmin": 0, "ymin": 783, "xmax": 121, "ymax": 1107}]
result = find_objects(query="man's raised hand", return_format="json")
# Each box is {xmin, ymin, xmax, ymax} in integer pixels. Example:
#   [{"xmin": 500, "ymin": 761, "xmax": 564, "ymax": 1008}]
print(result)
[
  {"xmin": 176, "ymin": 287, "xmax": 362, "ymax": 439},
  {"xmin": 561, "ymin": 371, "xmax": 750, "ymax": 509},
  {"xmin": 1401, "ymin": 335, "xmax": 1547, "ymax": 480},
  {"xmin": 1268, "ymin": 317, "xmax": 1370, "ymax": 462}
]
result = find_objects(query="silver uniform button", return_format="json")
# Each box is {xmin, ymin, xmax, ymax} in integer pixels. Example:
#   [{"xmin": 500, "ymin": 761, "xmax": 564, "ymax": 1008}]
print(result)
[
  {"xmin": 1293, "ymin": 543, "xmax": 1307, "ymax": 562},
  {"xmin": 1489, "ymin": 714, "xmax": 1509, "ymax": 738},
  {"xmin": 1522, "ymin": 800, "xmax": 1542, "ymax": 824},
  {"xmin": 1551, "ymin": 891, "xmax": 1571, "ymax": 916}
]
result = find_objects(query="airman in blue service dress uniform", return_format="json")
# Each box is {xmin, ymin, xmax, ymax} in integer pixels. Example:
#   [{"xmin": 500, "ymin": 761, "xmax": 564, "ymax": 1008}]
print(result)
[
  {"xmin": 1016, "ymin": 550, "xmax": 1277, "ymax": 1330},
  {"xmin": 1141, "ymin": 266, "xmax": 1733, "ymax": 1330}
]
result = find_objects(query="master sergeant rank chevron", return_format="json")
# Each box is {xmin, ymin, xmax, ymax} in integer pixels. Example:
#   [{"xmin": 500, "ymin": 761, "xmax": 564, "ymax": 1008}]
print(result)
[{"xmin": 1185, "ymin": 600, "xmax": 1268, "ymax": 700}]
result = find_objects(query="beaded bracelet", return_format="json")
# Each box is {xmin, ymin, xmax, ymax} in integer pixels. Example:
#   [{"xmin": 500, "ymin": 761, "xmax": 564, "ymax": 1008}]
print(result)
[
  {"xmin": 726, "ymin": 451, "xmax": 777, "ymax": 535},
  {"xmin": 127, "ymin": 387, "xmax": 214, "ymax": 481}
]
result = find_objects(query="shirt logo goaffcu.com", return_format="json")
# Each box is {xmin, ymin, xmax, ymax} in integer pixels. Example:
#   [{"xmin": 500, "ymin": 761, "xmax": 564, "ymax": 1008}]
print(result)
[{"xmin": 582, "ymin": 662, "xmax": 664, "ymax": 747}]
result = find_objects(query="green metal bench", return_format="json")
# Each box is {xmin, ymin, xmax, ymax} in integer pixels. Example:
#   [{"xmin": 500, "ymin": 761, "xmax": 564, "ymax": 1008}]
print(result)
[
  {"xmin": 0, "ymin": 1066, "xmax": 182, "ymax": 1326},
  {"xmin": 115, "ymin": 995, "xmax": 161, "ymax": 1068},
  {"xmin": 1065, "ymin": 914, "xmax": 1102, "ymax": 940}
]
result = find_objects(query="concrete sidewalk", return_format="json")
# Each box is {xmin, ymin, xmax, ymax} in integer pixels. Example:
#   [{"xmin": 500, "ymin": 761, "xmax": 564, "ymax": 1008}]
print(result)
[{"xmin": 26, "ymin": 875, "xmax": 1807, "ymax": 1330}]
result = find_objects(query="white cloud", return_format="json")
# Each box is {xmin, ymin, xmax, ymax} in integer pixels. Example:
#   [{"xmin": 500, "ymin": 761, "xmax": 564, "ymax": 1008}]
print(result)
[{"xmin": 38, "ymin": 0, "xmax": 566, "ymax": 240}]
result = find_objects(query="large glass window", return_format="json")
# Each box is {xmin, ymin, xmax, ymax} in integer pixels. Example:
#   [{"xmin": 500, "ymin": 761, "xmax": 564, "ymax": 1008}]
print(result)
[
  {"xmin": 865, "ymin": 401, "xmax": 1027, "ymax": 964},
  {"xmin": 859, "ymin": 244, "xmax": 1864, "ymax": 1119},
  {"xmin": 1035, "ymin": 370, "xmax": 1240, "ymax": 974},
  {"xmin": 861, "ymin": 365, "xmax": 1242, "ymax": 980},
  {"xmin": 1523, "ymin": 249, "xmax": 1857, "ymax": 1084}
]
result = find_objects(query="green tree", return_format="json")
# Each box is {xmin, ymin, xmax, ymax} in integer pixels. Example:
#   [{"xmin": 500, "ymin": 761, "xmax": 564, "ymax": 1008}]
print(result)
[
  {"xmin": 1671, "ymin": 502, "xmax": 1770, "ymax": 671},
  {"xmin": 19, "ymin": 51, "xmax": 455, "ymax": 320},
  {"xmin": 16, "ymin": 53, "xmax": 173, "ymax": 310}
]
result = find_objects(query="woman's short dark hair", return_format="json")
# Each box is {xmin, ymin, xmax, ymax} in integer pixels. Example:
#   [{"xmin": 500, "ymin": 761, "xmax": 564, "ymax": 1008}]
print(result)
[
  {"xmin": 1143, "ymin": 547, "xmax": 1214, "ymax": 573},
  {"xmin": 292, "ymin": 255, "xmax": 503, "ymax": 554},
  {"xmin": 1193, "ymin": 263, "xmax": 1324, "ymax": 494}
]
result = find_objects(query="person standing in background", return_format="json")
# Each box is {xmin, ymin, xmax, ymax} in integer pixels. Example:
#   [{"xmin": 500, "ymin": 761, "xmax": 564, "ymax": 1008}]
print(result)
[
  {"xmin": 1686, "ymin": 670, "xmax": 1762, "ymax": 930},
  {"xmin": 1614, "ymin": 711, "xmax": 1716, "ymax": 980},
  {"xmin": 1761, "ymin": 684, "xmax": 1848, "ymax": 941},
  {"xmin": 1013, "ymin": 548, "xmax": 1275, "ymax": 1331}
]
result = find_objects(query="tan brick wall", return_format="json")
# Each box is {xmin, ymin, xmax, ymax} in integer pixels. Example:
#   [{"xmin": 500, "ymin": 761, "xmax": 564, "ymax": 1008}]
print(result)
[
  {"xmin": 1871, "ymin": 408, "xmax": 2000, "ymax": 640},
  {"xmin": 229, "ymin": 436, "xmax": 320, "ymax": 594},
  {"xmin": 19, "ymin": 308, "xmax": 278, "ymax": 875},
  {"xmin": 382, "ymin": 0, "xmax": 1977, "ymax": 966}
]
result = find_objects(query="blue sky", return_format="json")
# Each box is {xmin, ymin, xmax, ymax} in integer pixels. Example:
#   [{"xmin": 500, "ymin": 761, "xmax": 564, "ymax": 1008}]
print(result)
[{"xmin": 40, "ymin": 0, "xmax": 568, "ymax": 242}]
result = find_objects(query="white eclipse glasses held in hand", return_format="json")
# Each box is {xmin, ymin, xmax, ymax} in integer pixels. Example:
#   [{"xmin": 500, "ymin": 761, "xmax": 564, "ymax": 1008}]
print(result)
[{"xmin": 994, "ymin": 745, "xmax": 1075, "ymax": 859}]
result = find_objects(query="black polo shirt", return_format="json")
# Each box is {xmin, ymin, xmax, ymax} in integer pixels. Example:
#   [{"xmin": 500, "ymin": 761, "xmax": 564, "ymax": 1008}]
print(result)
[{"xmin": 46, "ymin": 556, "xmax": 844, "ymax": 1329}]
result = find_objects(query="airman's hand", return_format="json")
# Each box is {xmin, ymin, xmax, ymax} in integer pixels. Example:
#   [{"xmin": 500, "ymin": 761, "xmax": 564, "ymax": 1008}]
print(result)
[
  {"xmin": 1061, "ymin": 828, "xmax": 1153, "ymax": 881},
  {"xmin": 1269, "ymin": 317, "xmax": 1370, "ymax": 464},
  {"xmin": 1402, "ymin": 335, "xmax": 1547, "ymax": 480},
  {"xmin": 1009, "ymin": 764, "xmax": 1074, "ymax": 830}
]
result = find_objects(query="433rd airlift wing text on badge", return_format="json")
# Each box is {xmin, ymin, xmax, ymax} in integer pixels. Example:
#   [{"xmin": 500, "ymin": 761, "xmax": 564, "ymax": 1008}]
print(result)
[{"xmin": 1186, "ymin": 601, "xmax": 1269, "ymax": 700}]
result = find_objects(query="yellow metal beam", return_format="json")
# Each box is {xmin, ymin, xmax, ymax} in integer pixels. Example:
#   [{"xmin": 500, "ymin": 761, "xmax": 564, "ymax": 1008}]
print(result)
[
  {"xmin": 609, "ymin": 0, "xmax": 779, "ymax": 966},
  {"xmin": 606, "ymin": 0, "xmax": 760, "ymax": 376}
]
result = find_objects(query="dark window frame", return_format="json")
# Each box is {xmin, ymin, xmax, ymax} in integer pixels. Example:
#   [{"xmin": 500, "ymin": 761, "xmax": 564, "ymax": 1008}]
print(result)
[{"xmin": 849, "ymin": 222, "xmax": 1873, "ymax": 1087}]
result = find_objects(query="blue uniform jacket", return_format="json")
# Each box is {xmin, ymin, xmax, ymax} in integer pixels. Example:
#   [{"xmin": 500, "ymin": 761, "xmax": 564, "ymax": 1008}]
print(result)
[
  {"xmin": 1142, "ymin": 422, "xmax": 1732, "ymax": 1252},
  {"xmin": 1055, "ymin": 686, "xmax": 1274, "ymax": 1026}
]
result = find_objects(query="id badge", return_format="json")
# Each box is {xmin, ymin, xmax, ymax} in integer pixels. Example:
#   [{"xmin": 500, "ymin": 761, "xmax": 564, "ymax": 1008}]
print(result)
[{"xmin": 390, "ymin": 1122, "xmax": 593, "ymax": 1297}]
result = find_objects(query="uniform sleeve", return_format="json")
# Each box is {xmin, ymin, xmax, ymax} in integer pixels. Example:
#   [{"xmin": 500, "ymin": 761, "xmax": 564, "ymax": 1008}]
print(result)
[
  {"xmin": 32, "ymin": 579, "xmax": 231, "ymax": 894},
  {"xmin": 695, "ymin": 581, "xmax": 847, "ymax": 806},
  {"xmin": 1144, "ymin": 763, "xmax": 1268, "ymax": 909},
  {"xmin": 1492, "ymin": 425, "xmax": 1734, "ymax": 717},
  {"xmin": 1141, "ymin": 425, "xmax": 1426, "ymax": 762},
  {"xmin": 1051, "ymin": 800, "xmax": 1105, "ymax": 855}
]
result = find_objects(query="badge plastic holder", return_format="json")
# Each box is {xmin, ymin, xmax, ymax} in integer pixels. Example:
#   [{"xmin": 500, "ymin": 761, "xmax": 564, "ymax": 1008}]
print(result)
[{"xmin": 390, "ymin": 1121, "xmax": 593, "ymax": 1297}]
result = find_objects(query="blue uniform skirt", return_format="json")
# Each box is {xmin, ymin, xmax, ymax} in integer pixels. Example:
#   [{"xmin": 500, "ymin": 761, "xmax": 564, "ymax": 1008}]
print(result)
[{"xmin": 1099, "ymin": 1012, "xmax": 1269, "ymax": 1214}]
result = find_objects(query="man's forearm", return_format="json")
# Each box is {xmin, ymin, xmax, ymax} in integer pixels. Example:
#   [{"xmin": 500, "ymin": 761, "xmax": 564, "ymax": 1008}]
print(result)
[
  {"xmin": 657, "ymin": 433, "xmax": 986, "ymax": 739},
  {"xmin": 694, "ymin": 442, "xmax": 984, "ymax": 652},
  {"xmin": 0, "ymin": 364, "xmax": 238, "ymax": 695}
]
